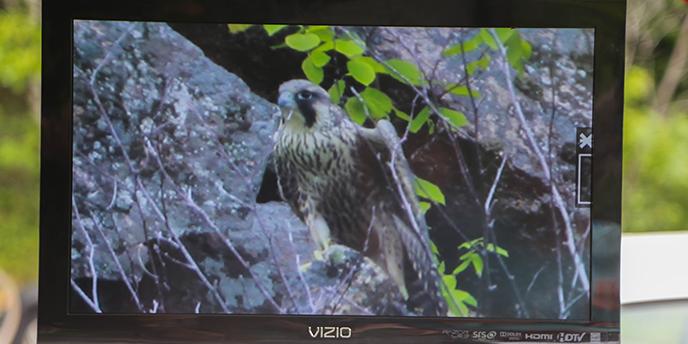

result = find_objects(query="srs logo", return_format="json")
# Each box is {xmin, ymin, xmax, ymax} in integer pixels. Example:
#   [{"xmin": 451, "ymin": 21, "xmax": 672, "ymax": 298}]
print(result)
[{"xmin": 308, "ymin": 326, "xmax": 352, "ymax": 339}]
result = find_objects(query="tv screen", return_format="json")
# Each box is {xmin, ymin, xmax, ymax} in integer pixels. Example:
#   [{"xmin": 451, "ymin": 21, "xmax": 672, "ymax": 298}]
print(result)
[{"xmin": 70, "ymin": 20, "xmax": 596, "ymax": 321}]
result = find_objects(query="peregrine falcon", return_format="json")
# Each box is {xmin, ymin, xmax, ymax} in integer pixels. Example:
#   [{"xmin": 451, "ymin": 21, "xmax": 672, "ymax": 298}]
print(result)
[{"xmin": 273, "ymin": 79, "xmax": 447, "ymax": 316}]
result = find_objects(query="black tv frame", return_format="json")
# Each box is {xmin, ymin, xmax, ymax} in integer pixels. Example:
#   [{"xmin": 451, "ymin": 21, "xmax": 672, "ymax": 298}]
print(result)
[{"xmin": 39, "ymin": 0, "xmax": 626, "ymax": 342}]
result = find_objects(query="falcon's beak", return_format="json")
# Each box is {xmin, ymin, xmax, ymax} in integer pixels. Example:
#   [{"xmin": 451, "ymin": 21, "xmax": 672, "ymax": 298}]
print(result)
[
  {"xmin": 277, "ymin": 92, "xmax": 295, "ymax": 109},
  {"xmin": 277, "ymin": 91, "xmax": 296, "ymax": 122}
]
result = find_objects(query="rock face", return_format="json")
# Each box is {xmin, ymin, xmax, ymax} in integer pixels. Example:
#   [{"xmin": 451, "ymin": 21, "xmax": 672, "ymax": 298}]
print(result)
[
  {"xmin": 71, "ymin": 21, "xmax": 404, "ymax": 315},
  {"xmin": 71, "ymin": 21, "xmax": 594, "ymax": 320}
]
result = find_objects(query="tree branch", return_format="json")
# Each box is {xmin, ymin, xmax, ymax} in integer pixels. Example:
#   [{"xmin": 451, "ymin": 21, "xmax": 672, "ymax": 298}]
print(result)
[{"xmin": 489, "ymin": 29, "xmax": 590, "ymax": 295}]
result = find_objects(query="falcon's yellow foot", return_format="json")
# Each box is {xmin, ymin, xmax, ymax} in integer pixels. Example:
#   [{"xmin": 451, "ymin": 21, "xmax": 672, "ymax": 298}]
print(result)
[
  {"xmin": 312, "ymin": 240, "xmax": 332, "ymax": 261},
  {"xmin": 298, "ymin": 261, "xmax": 312, "ymax": 273},
  {"xmin": 313, "ymin": 248, "xmax": 326, "ymax": 261}
]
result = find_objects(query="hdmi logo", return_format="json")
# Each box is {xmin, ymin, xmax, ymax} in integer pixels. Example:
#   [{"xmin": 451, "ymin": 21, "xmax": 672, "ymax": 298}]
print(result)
[{"xmin": 308, "ymin": 326, "xmax": 352, "ymax": 339}]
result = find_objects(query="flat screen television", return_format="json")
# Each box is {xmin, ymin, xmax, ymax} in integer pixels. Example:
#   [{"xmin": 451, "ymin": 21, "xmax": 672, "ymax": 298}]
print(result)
[{"xmin": 39, "ymin": 0, "xmax": 626, "ymax": 342}]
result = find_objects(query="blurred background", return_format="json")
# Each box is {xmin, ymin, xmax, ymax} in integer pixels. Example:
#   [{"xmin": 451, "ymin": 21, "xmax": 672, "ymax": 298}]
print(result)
[{"xmin": 0, "ymin": 0, "xmax": 686, "ymax": 343}]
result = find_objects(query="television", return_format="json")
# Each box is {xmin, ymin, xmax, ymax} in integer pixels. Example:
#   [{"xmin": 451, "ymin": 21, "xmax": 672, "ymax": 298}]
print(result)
[{"xmin": 39, "ymin": 0, "xmax": 626, "ymax": 342}]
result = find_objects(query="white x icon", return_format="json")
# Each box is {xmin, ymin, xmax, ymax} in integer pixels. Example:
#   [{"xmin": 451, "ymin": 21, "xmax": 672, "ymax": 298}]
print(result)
[{"xmin": 579, "ymin": 133, "xmax": 592, "ymax": 149}]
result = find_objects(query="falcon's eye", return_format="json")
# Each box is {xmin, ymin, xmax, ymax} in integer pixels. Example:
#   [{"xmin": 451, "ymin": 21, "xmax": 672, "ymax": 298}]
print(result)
[{"xmin": 296, "ymin": 91, "xmax": 313, "ymax": 101}]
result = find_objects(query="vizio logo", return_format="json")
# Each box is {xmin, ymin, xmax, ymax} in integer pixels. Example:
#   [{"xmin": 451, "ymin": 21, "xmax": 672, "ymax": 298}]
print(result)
[{"xmin": 308, "ymin": 326, "xmax": 352, "ymax": 339}]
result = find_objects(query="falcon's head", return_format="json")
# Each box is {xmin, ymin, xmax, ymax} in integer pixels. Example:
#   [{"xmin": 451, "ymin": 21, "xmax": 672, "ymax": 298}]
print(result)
[{"xmin": 277, "ymin": 79, "xmax": 339, "ymax": 130}]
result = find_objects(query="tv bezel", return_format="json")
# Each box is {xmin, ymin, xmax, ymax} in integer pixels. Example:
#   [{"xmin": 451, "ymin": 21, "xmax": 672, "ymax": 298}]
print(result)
[{"xmin": 39, "ymin": 0, "xmax": 626, "ymax": 342}]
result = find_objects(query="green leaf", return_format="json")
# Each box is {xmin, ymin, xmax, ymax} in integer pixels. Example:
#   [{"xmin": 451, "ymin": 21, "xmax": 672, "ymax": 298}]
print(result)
[
  {"xmin": 409, "ymin": 107, "xmax": 431, "ymax": 133},
  {"xmin": 228, "ymin": 24, "xmax": 252, "ymax": 33},
  {"xmin": 328, "ymin": 80, "xmax": 346, "ymax": 104},
  {"xmin": 301, "ymin": 58, "xmax": 323, "ymax": 84},
  {"xmin": 306, "ymin": 25, "xmax": 330, "ymax": 32},
  {"xmin": 356, "ymin": 56, "xmax": 386, "ymax": 73},
  {"xmin": 521, "ymin": 38, "xmax": 533, "ymax": 59},
  {"xmin": 263, "ymin": 24, "xmax": 287, "ymax": 36},
  {"xmin": 480, "ymin": 28, "xmax": 498, "ymax": 50},
  {"xmin": 393, "ymin": 108, "xmax": 411, "ymax": 121},
  {"xmin": 463, "ymin": 34, "xmax": 484, "ymax": 54},
  {"xmin": 442, "ymin": 44, "xmax": 461, "ymax": 58},
  {"xmin": 313, "ymin": 40, "xmax": 334, "ymax": 53},
  {"xmin": 460, "ymin": 250, "xmax": 475, "ymax": 261},
  {"xmin": 347, "ymin": 57, "xmax": 376, "ymax": 85},
  {"xmin": 446, "ymin": 84, "xmax": 481, "ymax": 98},
  {"xmin": 486, "ymin": 243, "xmax": 509, "ymax": 257},
  {"xmin": 384, "ymin": 59, "xmax": 425, "ymax": 86},
  {"xmin": 442, "ymin": 275, "xmax": 457, "ymax": 290},
  {"xmin": 438, "ymin": 107, "xmax": 468, "ymax": 128},
  {"xmin": 452, "ymin": 289, "xmax": 478, "ymax": 308},
  {"xmin": 414, "ymin": 176, "xmax": 446, "ymax": 205},
  {"xmin": 307, "ymin": 26, "xmax": 334, "ymax": 42},
  {"xmin": 445, "ymin": 293, "xmax": 468, "ymax": 317},
  {"xmin": 360, "ymin": 87, "xmax": 393, "ymax": 119},
  {"xmin": 334, "ymin": 39, "xmax": 365, "ymax": 57},
  {"xmin": 309, "ymin": 51, "xmax": 331, "ymax": 67},
  {"xmin": 452, "ymin": 259, "xmax": 471, "ymax": 275},
  {"xmin": 419, "ymin": 201, "xmax": 431, "ymax": 215},
  {"xmin": 505, "ymin": 32, "xmax": 532, "ymax": 75},
  {"xmin": 344, "ymin": 97, "xmax": 367, "ymax": 124},
  {"xmin": 459, "ymin": 237, "xmax": 483, "ymax": 250},
  {"xmin": 471, "ymin": 255, "xmax": 484, "ymax": 277},
  {"xmin": 285, "ymin": 33, "xmax": 321, "ymax": 52},
  {"xmin": 442, "ymin": 34, "xmax": 484, "ymax": 57},
  {"xmin": 445, "ymin": 288, "xmax": 471, "ymax": 316},
  {"xmin": 495, "ymin": 28, "xmax": 514, "ymax": 43},
  {"xmin": 430, "ymin": 240, "xmax": 440, "ymax": 256},
  {"xmin": 467, "ymin": 55, "xmax": 492, "ymax": 75}
]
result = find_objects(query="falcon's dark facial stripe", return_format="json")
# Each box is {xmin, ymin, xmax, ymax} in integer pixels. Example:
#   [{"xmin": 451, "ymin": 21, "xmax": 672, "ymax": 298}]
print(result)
[{"xmin": 295, "ymin": 90, "xmax": 318, "ymax": 128}]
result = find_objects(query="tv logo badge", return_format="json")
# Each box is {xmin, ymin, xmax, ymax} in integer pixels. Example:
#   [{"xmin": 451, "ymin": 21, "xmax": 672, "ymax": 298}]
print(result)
[
  {"xmin": 308, "ymin": 326, "xmax": 352, "ymax": 339},
  {"xmin": 555, "ymin": 332, "xmax": 585, "ymax": 342}
]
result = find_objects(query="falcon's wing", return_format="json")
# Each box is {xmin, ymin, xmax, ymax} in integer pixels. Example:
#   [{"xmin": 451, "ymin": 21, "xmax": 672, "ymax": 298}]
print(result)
[
  {"xmin": 358, "ymin": 119, "xmax": 448, "ymax": 315},
  {"xmin": 358, "ymin": 120, "xmax": 428, "ymax": 238}
]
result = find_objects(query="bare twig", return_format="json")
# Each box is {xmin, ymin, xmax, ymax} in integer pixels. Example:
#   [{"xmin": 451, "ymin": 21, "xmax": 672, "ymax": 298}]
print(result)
[
  {"xmin": 135, "ymin": 244, "xmax": 160, "ymax": 280},
  {"xmin": 72, "ymin": 195, "xmax": 100, "ymax": 312},
  {"xmin": 330, "ymin": 206, "xmax": 377, "ymax": 315},
  {"xmin": 341, "ymin": 296, "xmax": 375, "ymax": 315},
  {"xmin": 105, "ymin": 178, "xmax": 118, "ymax": 210},
  {"xmin": 70, "ymin": 279, "xmax": 102, "ymax": 313},
  {"xmin": 287, "ymin": 226, "xmax": 315, "ymax": 314},
  {"xmin": 480, "ymin": 154, "xmax": 507, "ymax": 296},
  {"xmin": 263, "ymin": 227, "xmax": 298, "ymax": 312},
  {"xmin": 89, "ymin": 23, "xmax": 136, "ymax": 86},
  {"xmin": 525, "ymin": 264, "xmax": 548, "ymax": 295},
  {"xmin": 160, "ymin": 252, "xmax": 194, "ymax": 269},
  {"xmin": 88, "ymin": 209, "xmax": 144, "ymax": 312},
  {"xmin": 484, "ymin": 154, "xmax": 507, "ymax": 216},
  {"xmin": 349, "ymin": 87, "xmax": 372, "ymax": 119}
]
